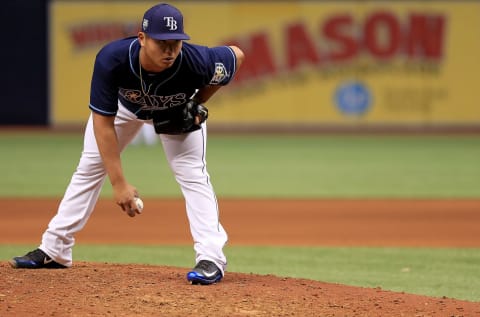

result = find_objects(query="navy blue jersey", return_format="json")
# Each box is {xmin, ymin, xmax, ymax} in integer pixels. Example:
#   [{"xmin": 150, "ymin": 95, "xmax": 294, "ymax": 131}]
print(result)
[{"xmin": 89, "ymin": 37, "xmax": 237, "ymax": 120}]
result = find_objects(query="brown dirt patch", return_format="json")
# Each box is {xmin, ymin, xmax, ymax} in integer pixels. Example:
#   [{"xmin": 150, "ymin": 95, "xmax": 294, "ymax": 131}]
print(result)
[{"xmin": 1, "ymin": 198, "xmax": 480, "ymax": 316}]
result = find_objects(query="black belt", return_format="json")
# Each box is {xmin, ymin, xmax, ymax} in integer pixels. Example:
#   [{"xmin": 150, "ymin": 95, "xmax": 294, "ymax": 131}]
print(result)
[{"xmin": 122, "ymin": 102, "xmax": 154, "ymax": 120}]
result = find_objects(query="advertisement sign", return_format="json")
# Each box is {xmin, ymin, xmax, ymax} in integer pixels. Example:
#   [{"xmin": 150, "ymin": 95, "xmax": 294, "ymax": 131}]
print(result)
[{"xmin": 50, "ymin": 1, "xmax": 480, "ymax": 126}]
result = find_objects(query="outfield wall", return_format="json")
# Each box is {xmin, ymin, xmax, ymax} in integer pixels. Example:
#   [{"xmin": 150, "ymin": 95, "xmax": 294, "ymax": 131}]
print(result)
[
  {"xmin": 3, "ymin": 1, "xmax": 480, "ymax": 131},
  {"xmin": 0, "ymin": 0, "xmax": 48, "ymax": 125}
]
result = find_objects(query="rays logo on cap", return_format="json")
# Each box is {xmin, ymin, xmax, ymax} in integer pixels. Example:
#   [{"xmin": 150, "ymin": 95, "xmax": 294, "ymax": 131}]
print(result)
[
  {"xmin": 163, "ymin": 17, "xmax": 178, "ymax": 31},
  {"xmin": 210, "ymin": 63, "xmax": 229, "ymax": 85}
]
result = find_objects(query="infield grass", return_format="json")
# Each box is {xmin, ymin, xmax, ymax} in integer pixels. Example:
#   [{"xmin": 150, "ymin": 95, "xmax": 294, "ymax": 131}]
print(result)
[
  {"xmin": 1, "ymin": 245, "xmax": 479, "ymax": 302},
  {"xmin": 1, "ymin": 133, "xmax": 480, "ymax": 198}
]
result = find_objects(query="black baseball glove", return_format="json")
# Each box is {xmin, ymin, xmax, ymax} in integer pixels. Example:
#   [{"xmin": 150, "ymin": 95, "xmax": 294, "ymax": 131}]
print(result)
[{"xmin": 152, "ymin": 100, "xmax": 209, "ymax": 135}]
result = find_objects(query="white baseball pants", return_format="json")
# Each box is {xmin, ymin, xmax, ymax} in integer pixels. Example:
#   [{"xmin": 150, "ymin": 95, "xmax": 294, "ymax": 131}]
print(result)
[{"xmin": 39, "ymin": 103, "xmax": 228, "ymax": 274}]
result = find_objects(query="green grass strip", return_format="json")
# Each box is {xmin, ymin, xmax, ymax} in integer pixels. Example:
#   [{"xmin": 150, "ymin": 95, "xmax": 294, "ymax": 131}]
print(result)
[
  {"xmin": 2, "ymin": 245, "xmax": 479, "ymax": 302},
  {"xmin": 1, "ymin": 133, "xmax": 480, "ymax": 198}
]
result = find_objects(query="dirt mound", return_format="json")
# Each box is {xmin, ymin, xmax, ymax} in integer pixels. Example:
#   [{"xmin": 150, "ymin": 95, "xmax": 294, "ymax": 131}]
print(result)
[
  {"xmin": 2, "ymin": 199, "xmax": 480, "ymax": 315},
  {"xmin": 1, "ymin": 262, "xmax": 479, "ymax": 316}
]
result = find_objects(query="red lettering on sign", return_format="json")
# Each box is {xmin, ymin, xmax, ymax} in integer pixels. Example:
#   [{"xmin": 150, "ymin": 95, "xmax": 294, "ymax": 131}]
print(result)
[
  {"xmin": 226, "ymin": 32, "xmax": 277, "ymax": 83},
  {"xmin": 285, "ymin": 22, "xmax": 320, "ymax": 70},
  {"xmin": 225, "ymin": 10, "xmax": 445, "ymax": 84},
  {"xmin": 323, "ymin": 15, "xmax": 358, "ymax": 61},
  {"xmin": 406, "ymin": 14, "xmax": 445, "ymax": 59},
  {"xmin": 364, "ymin": 12, "xmax": 401, "ymax": 58},
  {"xmin": 70, "ymin": 23, "xmax": 137, "ymax": 50}
]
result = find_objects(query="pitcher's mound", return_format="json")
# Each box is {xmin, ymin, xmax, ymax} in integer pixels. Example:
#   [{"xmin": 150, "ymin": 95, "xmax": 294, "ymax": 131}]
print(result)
[{"xmin": 1, "ymin": 262, "xmax": 479, "ymax": 316}]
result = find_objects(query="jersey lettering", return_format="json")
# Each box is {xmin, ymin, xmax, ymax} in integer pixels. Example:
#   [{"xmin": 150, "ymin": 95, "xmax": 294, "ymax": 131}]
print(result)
[{"xmin": 119, "ymin": 88, "xmax": 186, "ymax": 111}]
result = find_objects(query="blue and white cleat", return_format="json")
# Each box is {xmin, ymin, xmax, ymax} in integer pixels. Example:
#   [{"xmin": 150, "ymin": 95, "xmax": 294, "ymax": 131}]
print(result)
[
  {"xmin": 187, "ymin": 260, "xmax": 223, "ymax": 285},
  {"xmin": 9, "ymin": 248, "xmax": 66, "ymax": 269}
]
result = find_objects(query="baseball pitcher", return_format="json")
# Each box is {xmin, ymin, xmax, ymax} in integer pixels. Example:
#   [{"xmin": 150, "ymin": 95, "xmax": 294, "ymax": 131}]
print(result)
[{"xmin": 10, "ymin": 3, "xmax": 245, "ymax": 285}]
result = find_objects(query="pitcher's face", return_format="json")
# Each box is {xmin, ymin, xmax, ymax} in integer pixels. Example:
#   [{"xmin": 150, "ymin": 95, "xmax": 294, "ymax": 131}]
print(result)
[{"xmin": 138, "ymin": 32, "xmax": 182, "ymax": 72}]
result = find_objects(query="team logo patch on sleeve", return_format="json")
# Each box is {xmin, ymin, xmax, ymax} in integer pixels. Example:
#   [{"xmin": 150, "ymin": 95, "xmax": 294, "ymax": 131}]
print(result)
[{"xmin": 209, "ymin": 63, "xmax": 229, "ymax": 85}]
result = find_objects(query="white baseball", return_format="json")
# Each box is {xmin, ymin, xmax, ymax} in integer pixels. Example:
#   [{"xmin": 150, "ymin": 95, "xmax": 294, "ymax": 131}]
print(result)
[{"xmin": 134, "ymin": 197, "xmax": 144, "ymax": 213}]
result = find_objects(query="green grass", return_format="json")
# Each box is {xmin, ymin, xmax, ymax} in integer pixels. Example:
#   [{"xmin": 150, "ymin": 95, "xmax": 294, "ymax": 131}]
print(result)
[
  {"xmin": 1, "ymin": 133, "xmax": 480, "ymax": 198},
  {"xmin": 206, "ymin": 135, "xmax": 480, "ymax": 198},
  {"xmin": 2, "ymin": 245, "xmax": 479, "ymax": 302}
]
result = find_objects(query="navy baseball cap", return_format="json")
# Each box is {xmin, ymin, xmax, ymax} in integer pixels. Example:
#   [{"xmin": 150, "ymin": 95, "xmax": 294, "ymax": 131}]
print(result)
[{"xmin": 142, "ymin": 3, "xmax": 190, "ymax": 40}]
